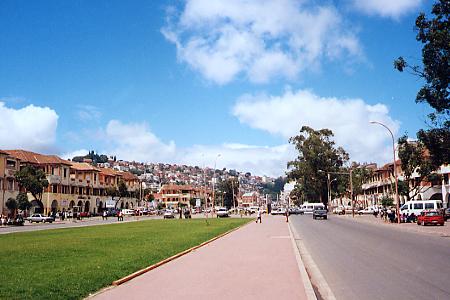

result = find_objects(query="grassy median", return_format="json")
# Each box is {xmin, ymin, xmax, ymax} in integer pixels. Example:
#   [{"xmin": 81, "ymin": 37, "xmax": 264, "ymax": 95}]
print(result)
[{"xmin": 0, "ymin": 218, "xmax": 250, "ymax": 300}]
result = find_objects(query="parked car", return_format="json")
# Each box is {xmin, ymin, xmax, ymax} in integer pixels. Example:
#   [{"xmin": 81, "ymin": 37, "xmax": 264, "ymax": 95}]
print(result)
[
  {"xmin": 121, "ymin": 209, "xmax": 135, "ymax": 216},
  {"xmin": 444, "ymin": 208, "xmax": 450, "ymax": 221},
  {"xmin": 289, "ymin": 207, "xmax": 302, "ymax": 215},
  {"xmin": 27, "ymin": 214, "xmax": 54, "ymax": 223},
  {"xmin": 417, "ymin": 210, "xmax": 444, "ymax": 226},
  {"xmin": 271, "ymin": 207, "xmax": 286, "ymax": 215},
  {"xmin": 163, "ymin": 210, "xmax": 175, "ymax": 219},
  {"xmin": 333, "ymin": 206, "xmax": 345, "ymax": 215},
  {"xmin": 79, "ymin": 211, "xmax": 90, "ymax": 218},
  {"xmin": 312, "ymin": 208, "xmax": 328, "ymax": 220},
  {"xmin": 216, "ymin": 207, "xmax": 229, "ymax": 218},
  {"xmin": 358, "ymin": 207, "xmax": 376, "ymax": 215}
]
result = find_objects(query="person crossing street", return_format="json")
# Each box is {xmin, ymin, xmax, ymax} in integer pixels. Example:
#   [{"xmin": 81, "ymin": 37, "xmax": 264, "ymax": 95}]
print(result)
[{"xmin": 256, "ymin": 208, "xmax": 262, "ymax": 223}]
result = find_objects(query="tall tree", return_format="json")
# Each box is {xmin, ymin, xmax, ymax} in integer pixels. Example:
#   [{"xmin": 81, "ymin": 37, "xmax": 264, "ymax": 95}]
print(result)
[
  {"xmin": 397, "ymin": 135, "xmax": 439, "ymax": 201},
  {"xmin": 287, "ymin": 126, "xmax": 349, "ymax": 204},
  {"xmin": 14, "ymin": 166, "xmax": 49, "ymax": 203},
  {"xmin": 5, "ymin": 198, "xmax": 17, "ymax": 217},
  {"xmin": 394, "ymin": 0, "xmax": 449, "ymax": 166},
  {"xmin": 16, "ymin": 192, "xmax": 31, "ymax": 212},
  {"xmin": 106, "ymin": 180, "xmax": 129, "ymax": 209},
  {"xmin": 217, "ymin": 178, "xmax": 239, "ymax": 209}
]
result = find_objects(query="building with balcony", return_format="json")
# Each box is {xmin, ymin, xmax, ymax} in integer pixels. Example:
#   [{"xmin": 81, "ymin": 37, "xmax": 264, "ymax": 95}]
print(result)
[
  {"xmin": 2, "ymin": 150, "xmax": 139, "ymax": 214},
  {"xmin": 0, "ymin": 150, "xmax": 21, "ymax": 215}
]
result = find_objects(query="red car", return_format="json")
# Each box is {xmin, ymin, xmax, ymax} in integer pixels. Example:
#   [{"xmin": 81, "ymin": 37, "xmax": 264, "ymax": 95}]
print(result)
[{"xmin": 417, "ymin": 210, "xmax": 444, "ymax": 226}]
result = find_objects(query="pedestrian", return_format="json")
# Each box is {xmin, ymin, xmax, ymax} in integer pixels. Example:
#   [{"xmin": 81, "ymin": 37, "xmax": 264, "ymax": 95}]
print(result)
[
  {"xmin": 117, "ymin": 210, "xmax": 120, "ymax": 221},
  {"xmin": 285, "ymin": 208, "xmax": 289, "ymax": 223},
  {"xmin": 1, "ymin": 215, "xmax": 5, "ymax": 226},
  {"xmin": 256, "ymin": 208, "xmax": 262, "ymax": 223},
  {"xmin": 102, "ymin": 210, "xmax": 107, "ymax": 220}
]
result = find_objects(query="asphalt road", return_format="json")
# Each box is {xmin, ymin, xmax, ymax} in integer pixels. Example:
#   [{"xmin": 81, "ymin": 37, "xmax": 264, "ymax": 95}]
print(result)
[{"xmin": 290, "ymin": 214, "xmax": 450, "ymax": 300}]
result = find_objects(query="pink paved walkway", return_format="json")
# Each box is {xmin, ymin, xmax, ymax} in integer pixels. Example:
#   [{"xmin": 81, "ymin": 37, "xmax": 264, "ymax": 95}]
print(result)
[{"xmin": 93, "ymin": 215, "xmax": 307, "ymax": 300}]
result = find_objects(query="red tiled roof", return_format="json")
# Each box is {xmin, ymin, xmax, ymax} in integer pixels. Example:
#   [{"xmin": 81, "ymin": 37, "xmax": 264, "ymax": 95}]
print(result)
[
  {"xmin": 99, "ymin": 167, "xmax": 122, "ymax": 177},
  {"xmin": 70, "ymin": 162, "xmax": 100, "ymax": 172},
  {"xmin": 120, "ymin": 171, "xmax": 139, "ymax": 181},
  {"xmin": 5, "ymin": 150, "xmax": 71, "ymax": 165}
]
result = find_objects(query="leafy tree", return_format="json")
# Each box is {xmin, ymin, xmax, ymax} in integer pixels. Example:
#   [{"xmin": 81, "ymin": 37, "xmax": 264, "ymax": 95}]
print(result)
[
  {"xmin": 287, "ymin": 126, "xmax": 349, "ymax": 204},
  {"xmin": 394, "ymin": 0, "xmax": 449, "ymax": 166},
  {"xmin": 14, "ymin": 166, "xmax": 49, "ymax": 203},
  {"xmin": 381, "ymin": 195, "xmax": 394, "ymax": 207},
  {"xmin": 157, "ymin": 201, "xmax": 166, "ymax": 210},
  {"xmin": 217, "ymin": 178, "xmax": 239, "ymax": 209},
  {"xmin": 5, "ymin": 198, "xmax": 17, "ymax": 216},
  {"xmin": 397, "ymin": 135, "xmax": 438, "ymax": 201},
  {"xmin": 16, "ymin": 192, "xmax": 31, "ymax": 212},
  {"xmin": 106, "ymin": 180, "xmax": 129, "ymax": 209}
]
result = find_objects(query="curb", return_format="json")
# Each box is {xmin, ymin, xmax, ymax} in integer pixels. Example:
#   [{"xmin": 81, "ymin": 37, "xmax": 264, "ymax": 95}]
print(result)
[
  {"xmin": 289, "ymin": 222, "xmax": 336, "ymax": 300},
  {"xmin": 287, "ymin": 223, "xmax": 317, "ymax": 300}
]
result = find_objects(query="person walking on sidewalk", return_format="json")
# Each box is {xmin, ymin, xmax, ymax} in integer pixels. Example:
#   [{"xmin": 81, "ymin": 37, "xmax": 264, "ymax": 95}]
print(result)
[{"xmin": 256, "ymin": 208, "xmax": 262, "ymax": 223}]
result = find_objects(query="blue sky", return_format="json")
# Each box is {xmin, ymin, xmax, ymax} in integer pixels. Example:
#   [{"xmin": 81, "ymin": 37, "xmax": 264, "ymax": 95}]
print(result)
[{"xmin": 0, "ymin": 0, "xmax": 434, "ymax": 176}]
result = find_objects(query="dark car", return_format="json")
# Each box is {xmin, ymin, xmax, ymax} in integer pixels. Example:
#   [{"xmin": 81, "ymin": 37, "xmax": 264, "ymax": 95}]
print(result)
[{"xmin": 313, "ymin": 208, "xmax": 328, "ymax": 220}]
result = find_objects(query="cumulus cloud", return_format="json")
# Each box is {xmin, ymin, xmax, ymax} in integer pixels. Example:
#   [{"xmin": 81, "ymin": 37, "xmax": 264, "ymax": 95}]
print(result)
[
  {"xmin": 232, "ymin": 89, "xmax": 400, "ymax": 164},
  {"xmin": 162, "ymin": 0, "xmax": 362, "ymax": 84},
  {"xmin": 178, "ymin": 143, "xmax": 295, "ymax": 177},
  {"xmin": 352, "ymin": 0, "xmax": 423, "ymax": 18},
  {"xmin": 102, "ymin": 120, "xmax": 177, "ymax": 163},
  {"xmin": 61, "ymin": 149, "xmax": 90, "ymax": 160},
  {"xmin": 66, "ymin": 120, "xmax": 294, "ymax": 176},
  {"xmin": 0, "ymin": 102, "xmax": 59, "ymax": 152}
]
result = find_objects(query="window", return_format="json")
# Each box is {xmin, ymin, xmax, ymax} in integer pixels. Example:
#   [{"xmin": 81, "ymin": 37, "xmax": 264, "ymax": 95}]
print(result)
[
  {"xmin": 425, "ymin": 203, "xmax": 434, "ymax": 209},
  {"xmin": 63, "ymin": 168, "xmax": 67, "ymax": 178},
  {"xmin": 414, "ymin": 203, "xmax": 423, "ymax": 209},
  {"xmin": 6, "ymin": 159, "xmax": 16, "ymax": 168},
  {"xmin": 437, "ymin": 202, "xmax": 442, "ymax": 209}
]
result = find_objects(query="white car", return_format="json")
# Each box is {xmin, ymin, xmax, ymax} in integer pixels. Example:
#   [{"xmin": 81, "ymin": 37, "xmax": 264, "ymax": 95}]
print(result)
[
  {"xmin": 358, "ymin": 207, "xmax": 377, "ymax": 215},
  {"xmin": 333, "ymin": 206, "xmax": 345, "ymax": 215},
  {"xmin": 27, "ymin": 214, "xmax": 54, "ymax": 223},
  {"xmin": 121, "ymin": 209, "xmax": 135, "ymax": 216},
  {"xmin": 271, "ymin": 207, "xmax": 286, "ymax": 215},
  {"xmin": 216, "ymin": 208, "xmax": 229, "ymax": 218},
  {"xmin": 163, "ymin": 210, "xmax": 175, "ymax": 219}
]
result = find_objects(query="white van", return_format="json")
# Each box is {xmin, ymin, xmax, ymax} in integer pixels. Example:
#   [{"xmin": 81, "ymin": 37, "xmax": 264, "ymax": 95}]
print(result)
[
  {"xmin": 300, "ymin": 202, "xmax": 325, "ymax": 214},
  {"xmin": 400, "ymin": 200, "xmax": 443, "ymax": 216}
]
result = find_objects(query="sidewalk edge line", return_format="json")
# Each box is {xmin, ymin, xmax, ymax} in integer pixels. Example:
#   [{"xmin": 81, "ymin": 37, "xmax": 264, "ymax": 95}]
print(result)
[
  {"xmin": 289, "ymin": 222, "xmax": 337, "ymax": 300},
  {"xmin": 288, "ymin": 223, "xmax": 317, "ymax": 300}
]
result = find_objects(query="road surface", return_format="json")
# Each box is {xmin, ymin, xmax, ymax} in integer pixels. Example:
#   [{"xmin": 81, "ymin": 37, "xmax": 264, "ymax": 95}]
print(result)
[{"xmin": 290, "ymin": 214, "xmax": 450, "ymax": 300}]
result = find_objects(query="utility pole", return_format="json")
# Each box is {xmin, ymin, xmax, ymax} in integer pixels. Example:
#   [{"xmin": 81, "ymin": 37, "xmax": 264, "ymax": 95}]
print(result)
[{"xmin": 350, "ymin": 168, "xmax": 354, "ymax": 218}]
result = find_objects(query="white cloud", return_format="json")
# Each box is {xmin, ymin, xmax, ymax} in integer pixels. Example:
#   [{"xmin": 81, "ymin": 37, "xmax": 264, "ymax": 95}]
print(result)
[
  {"xmin": 178, "ymin": 143, "xmax": 295, "ymax": 177},
  {"xmin": 352, "ymin": 0, "xmax": 423, "ymax": 18},
  {"xmin": 102, "ymin": 120, "xmax": 176, "ymax": 163},
  {"xmin": 61, "ymin": 149, "xmax": 89, "ymax": 160},
  {"xmin": 162, "ymin": 0, "xmax": 362, "ymax": 84},
  {"xmin": 232, "ymin": 89, "xmax": 400, "ymax": 164},
  {"xmin": 0, "ymin": 102, "xmax": 59, "ymax": 152},
  {"xmin": 66, "ymin": 121, "xmax": 294, "ymax": 176},
  {"xmin": 76, "ymin": 105, "xmax": 102, "ymax": 122}
]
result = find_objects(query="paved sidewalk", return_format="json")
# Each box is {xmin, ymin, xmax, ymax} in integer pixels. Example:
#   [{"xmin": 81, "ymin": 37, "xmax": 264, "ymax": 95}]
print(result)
[{"xmin": 93, "ymin": 215, "xmax": 308, "ymax": 300}]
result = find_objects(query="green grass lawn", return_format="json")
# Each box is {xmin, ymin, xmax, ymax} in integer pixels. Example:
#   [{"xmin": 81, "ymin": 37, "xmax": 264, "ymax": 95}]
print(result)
[{"xmin": 0, "ymin": 218, "xmax": 250, "ymax": 300}]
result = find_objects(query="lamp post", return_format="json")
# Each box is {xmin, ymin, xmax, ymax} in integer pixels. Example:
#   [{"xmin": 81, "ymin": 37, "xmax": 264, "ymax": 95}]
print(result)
[{"xmin": 370, "ymin": 121, "xmax": 400, "ymax": 224}]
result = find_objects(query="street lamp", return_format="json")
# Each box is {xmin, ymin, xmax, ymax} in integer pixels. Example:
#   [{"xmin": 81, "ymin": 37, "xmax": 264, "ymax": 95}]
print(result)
[{"xmin": 370, "ymin": 121, "xmax": 400, "ymax": 224}]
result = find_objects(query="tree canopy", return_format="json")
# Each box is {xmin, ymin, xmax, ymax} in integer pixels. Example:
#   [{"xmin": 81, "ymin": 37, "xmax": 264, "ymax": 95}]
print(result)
[
  {"xmin": 287, "ymin": 126, "xmax": 349, "ymax": 204},
  {"xmin": 14, "ymin": 166, "xmax": 49, "ymax": 202},
  {"xmin": 394, "ymin": 0, "xmax": 449, "ymax": 166}
]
